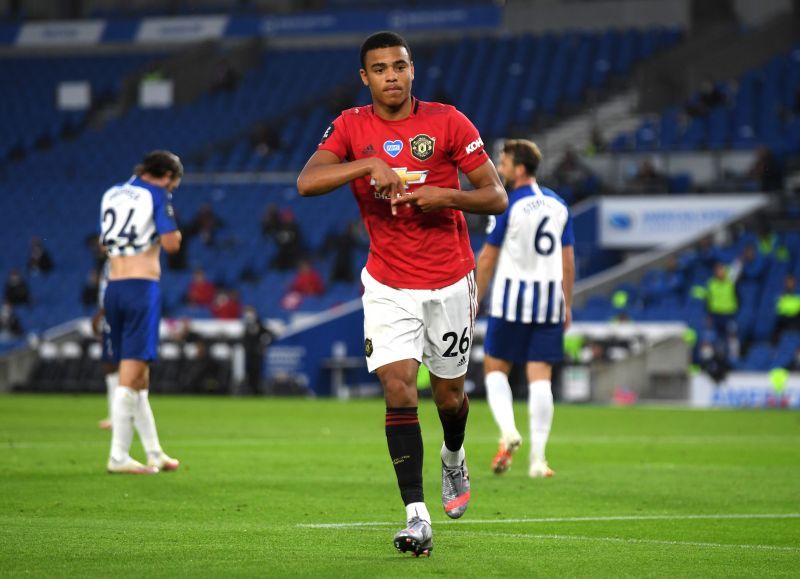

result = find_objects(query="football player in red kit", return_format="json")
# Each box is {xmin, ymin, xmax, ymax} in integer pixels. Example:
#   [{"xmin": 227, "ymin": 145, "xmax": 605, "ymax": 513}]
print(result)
[{"xmin": 297, "ymin": 31, "xmax": 507, "ymax": 557}]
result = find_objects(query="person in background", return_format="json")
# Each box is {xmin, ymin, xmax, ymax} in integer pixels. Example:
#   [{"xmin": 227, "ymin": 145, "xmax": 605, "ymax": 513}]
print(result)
[
  {"xmin": 0, "ymin": 300, "xmax": 23, "ymax": 341},
  {"xmin": 4, "ymin": 269, "xmax": 30, "ymax": 306},
  {"xmin": 288, "ymin": 260, "xmax": 325, "ymax": 297},
  {"xmin": 242, "ymin": 306, "xmax": 274, "ymax": 395},
  {"xmin": 684, "ymin": 79, "xmax": 725, "ymax": 118},
  {"xmin": 630, "ymin": 159, "xmax": 667, "ymax": 193},
  {"xmin": 186, "ymin": 269, "xmax": 216, "ymax": 307},
  {"xmin": 693, "ymin": 261, "xmax": 741, "ymax": 360},
  {"xmin": 773, "ymin": 275, "xmax": 800, "ymax": 342},
  {"xmin": 187, "ymin": 202, "xmax": 223, "ymax": 247},
  {"xmin": 476, "ymin": 139, "xmax": 574, "ymax": 480},
  {"xmin": 211, "ymin": 289, "xmax": 242, "ymax": 320},
  {"xmin": 101, "ymin": 150, "xmax": 183, "ymax": 475},
  {"xmin": 269, "ymin": 208, "xmax": 305, "ymax": 271},
  {"xmin": 747, "ymin": 146, "xmax": 785, "ymax": 193},
  {"xmin": 552, "ymin": 147, "xmax": 596, "ymax": 203},
  {"xmin": 28, "ymin": 236, "xmax": 54, "ymax": 274},
  {"xmin": 735, "ymin": 244, "xmax": 767, "ymax": 284},
  {"xmin": 260, "ymin": 203, "xmax": 281, "ymax": 238}
]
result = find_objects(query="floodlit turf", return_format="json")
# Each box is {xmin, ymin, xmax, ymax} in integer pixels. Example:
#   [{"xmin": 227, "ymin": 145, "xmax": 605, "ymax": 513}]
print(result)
[{"xmin": 1, "ymin": 395, "xmax": 799, "ymax": 577}]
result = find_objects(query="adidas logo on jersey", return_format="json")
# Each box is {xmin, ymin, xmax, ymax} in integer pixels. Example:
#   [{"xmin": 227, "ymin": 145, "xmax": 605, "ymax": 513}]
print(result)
[{"xmin": 456, "ymin": 356, "xmax": 467, "ymax": 367}]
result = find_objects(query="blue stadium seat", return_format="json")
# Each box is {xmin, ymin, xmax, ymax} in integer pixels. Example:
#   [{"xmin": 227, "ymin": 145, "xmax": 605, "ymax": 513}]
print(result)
[
  {"xmin": 0, "ymin": 28, "xmax": 682, "ymax": 332},
  {"xmin": 772, "ymin": 331, "xmax": 800, "ymax": 367},
  {"xmin": 735, "ymin": 342, "xmax": 774, "ymax": 371}
]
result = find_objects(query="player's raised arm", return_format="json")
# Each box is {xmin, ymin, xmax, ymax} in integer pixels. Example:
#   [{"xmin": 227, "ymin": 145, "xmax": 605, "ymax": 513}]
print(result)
[{"xmin": 297, "ymin": 150, "xmax": 403, "ymax": 198}]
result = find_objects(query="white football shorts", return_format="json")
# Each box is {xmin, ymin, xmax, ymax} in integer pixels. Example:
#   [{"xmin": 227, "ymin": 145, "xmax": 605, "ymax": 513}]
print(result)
[{"xmin": 361, "ymin": 267, "xmax": 477, "ymax": 378}]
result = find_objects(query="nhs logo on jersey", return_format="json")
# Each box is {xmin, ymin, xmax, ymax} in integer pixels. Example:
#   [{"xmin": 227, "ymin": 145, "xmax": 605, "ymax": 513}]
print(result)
[{"xmin": 383, "ymin": 140, "xmax": 403, "ymax": 157}]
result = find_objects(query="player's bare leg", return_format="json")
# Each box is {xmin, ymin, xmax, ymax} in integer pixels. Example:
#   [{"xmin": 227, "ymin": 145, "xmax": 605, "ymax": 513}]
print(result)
[
  {"xmin": 431, "ymin": 374, "xmax": 471, "ymax": 518},
  {"xmin": 527, "ymin": 362, "xmax": 555, "ymax": 478},
  {"xmin": 379, "ymin": 360, "xmax": 419, "ymax": 408},
  {"xmin": 378, "ymin": 360, "xmax": 433, "ymax": 555},
  {"xmin": 98, "ymin": 363, "xmax": 118, "ymax": 431}
]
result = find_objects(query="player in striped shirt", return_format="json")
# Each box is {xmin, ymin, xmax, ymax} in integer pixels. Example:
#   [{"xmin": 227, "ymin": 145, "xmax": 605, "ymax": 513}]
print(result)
[
  {"xmin": 100, "ymin": 150, "xmax": 183, "ymax": 475},
  {"xmin": 476, "ymin": 139, "xmax": 575, "ymax": 478}
]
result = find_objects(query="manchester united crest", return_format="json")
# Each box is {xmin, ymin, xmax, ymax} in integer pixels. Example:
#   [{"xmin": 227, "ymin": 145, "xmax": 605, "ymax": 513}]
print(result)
[
  {"xmin": 364, "ymin": 338, "xmax": 373, "ymax": 357},
  {"xmin": 409, "ymin": 134, "xmax": 435, "ymax": 161}
]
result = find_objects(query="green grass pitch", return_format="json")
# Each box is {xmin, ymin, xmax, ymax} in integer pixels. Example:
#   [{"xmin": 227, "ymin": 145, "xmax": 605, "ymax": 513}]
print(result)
[{"xmin": 1, "ymin": 395, "xmax": 799, "ymax": 577}]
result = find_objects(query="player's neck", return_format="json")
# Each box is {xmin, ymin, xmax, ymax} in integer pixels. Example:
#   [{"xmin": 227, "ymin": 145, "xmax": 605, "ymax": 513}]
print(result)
[
  {"xmin": 373, "ymin": 96, "xmax": 413, "ymax": 121},
  {"xmin": 138, "ymin": 173, "xmax": 170, "ymax": 189},
  {"xmin": 513, "ymin": 177, "xmax": 535, "ymax": 190}
]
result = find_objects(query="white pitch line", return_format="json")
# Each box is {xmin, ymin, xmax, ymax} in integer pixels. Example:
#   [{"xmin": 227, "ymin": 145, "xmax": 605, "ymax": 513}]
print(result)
[
  {"xmin": 297, "ymin": 512, "xmax": 800, "ymax": 529},
  {"xmin": 549, "ymin": 434, "xmax": 800, "ymax": 445},
  {"xmin": 451, "ymin": 531, "xmax": 800, "ymax": 553},
  {"xmin": 3, "ymin": 434, "xmax": 799, "ymax": 450},
  {"xmin": 0, "ymin": 438, "xmax": 329, "ymax": 450}
]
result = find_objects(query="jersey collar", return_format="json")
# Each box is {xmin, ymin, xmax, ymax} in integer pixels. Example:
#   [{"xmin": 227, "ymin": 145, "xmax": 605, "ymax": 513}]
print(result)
[{"xmin": 371, "ymin": 96, "xmax": 418, "ymax": 122}]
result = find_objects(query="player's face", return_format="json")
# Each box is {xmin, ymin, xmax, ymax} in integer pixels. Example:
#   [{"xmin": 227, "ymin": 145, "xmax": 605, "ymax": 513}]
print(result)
[
  {"xmin": 498, "ymin": 153, "xmax": 516, "ymax": 188},
  {"xmin": 166, "ymin": 176, "xmax": 182, "ymax": 193},
  {"xmin": 360, "ymin": 46, "xmax": 414, "ymax": 109}
]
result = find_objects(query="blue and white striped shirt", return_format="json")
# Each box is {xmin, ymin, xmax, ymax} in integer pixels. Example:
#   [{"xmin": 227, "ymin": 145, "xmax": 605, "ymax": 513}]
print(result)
[
  {"xmin": 486, "ymin": 182, "xmax": 574, "ymax": 324},
  {"xmin": 100, "ymin": 176, "xmax": 177, "ymax": 257}
]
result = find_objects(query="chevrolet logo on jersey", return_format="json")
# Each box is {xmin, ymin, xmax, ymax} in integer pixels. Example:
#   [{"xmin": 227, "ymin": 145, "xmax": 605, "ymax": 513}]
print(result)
[
  {"xmin": 371, "ymin": 168, "xmax": 428, "ymax": 199},
  {"xmin": 394, "ymin": 167, "xmax": 428, "ymax": 187}
]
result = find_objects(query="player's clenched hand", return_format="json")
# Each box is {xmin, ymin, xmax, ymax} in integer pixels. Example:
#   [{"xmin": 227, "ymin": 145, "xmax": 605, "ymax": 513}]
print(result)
[
  {"xmin": 391, "ymin": 185, "xmax": 450, "ymax": 213},
  {"xmin": 368, "ymin": 158, "xmax": 403, "ymax": 213}
]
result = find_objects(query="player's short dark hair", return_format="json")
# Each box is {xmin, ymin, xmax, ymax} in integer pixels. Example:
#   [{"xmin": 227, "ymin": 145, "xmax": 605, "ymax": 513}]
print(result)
[
  {"xmin": 503, "ymin": 139, "xmax": 542, "ymax": 176},
  {"xmin": 360, "ymin": 31, "xmax": 411, "ymax": 69},
  {"xmin": 134, "ymin": 150, "xmax": 183, "ymax": 179}
]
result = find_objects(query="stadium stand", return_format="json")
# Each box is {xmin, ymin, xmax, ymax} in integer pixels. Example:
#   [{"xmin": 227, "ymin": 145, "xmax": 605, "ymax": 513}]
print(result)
[
  {"xmin": 572, "ymin": 223, "xmax": 800, "ymax": 373},
  {"xmin": 0, "ymin": 25, "xmax": 681, "ymax": 341},
  {"xmin": 610, "ymin": 44, "xmax": 800, "ymax": 156},
  {"xmin": 0, "ymin": 53, "xmax": 161, "ymax": 164},
  {"xmin": 2, "ymin": 2, "xmax": 798, "ymax": 400}
]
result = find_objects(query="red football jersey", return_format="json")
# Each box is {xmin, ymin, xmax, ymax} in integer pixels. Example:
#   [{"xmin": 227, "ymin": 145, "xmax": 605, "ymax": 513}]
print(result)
[{"xmin": 317, "ymin": 98, "xmax": 489, "ymax": 290}]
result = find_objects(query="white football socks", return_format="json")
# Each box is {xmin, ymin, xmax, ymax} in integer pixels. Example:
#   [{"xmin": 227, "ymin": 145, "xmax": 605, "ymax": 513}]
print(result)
[
  {"xmin": 440, "ymin": 442, "xmax": 465, "ymax": 468},
  {"xmin": 105, "ymin": 372, "xmax": 118, "ymax": 420},
  {"xmin": 406, "ymin": 502, "xmax": 431, "ymax": 524},
  {"xmin": 133, "ymin": 390, "xmax": 163, "ymax": 457},
  {"xmin": 528, "ymin": 380, "xmax": 554, "ymax": 465},
  {"xmin": 110, "ymin": 386, "xmax": 137, "ymax": 462},
  {"xmin": 485, "ymin": 370, "xmax": 519, "ymax": 442}
]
